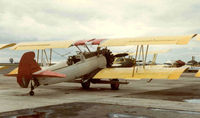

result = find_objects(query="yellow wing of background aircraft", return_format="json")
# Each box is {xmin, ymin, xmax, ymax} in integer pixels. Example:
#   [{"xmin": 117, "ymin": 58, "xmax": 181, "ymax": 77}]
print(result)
[
  {"xmin": 194, "ymin": 35, "xmax": 200, "ymax": 77},
  {"xmin": 0, "ymin": 43, "xmax": 16, "ymax": 70},
  {"xmin": 6, "ymin": 34, "xmax": 199, "ymax": 96}
]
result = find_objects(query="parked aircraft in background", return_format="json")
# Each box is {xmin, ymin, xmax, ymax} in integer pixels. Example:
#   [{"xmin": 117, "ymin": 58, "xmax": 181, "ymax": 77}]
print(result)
[
  {"xmin": 113, "ymin": 49, "xmax": 171, "ymax": 67},
  {"xmin": 194, "ymin": 36, "xmax": 200, "ymax": 77},
  {"xmin": 0, "ymin": 43, "xmax": 16, "ymax": 70}
]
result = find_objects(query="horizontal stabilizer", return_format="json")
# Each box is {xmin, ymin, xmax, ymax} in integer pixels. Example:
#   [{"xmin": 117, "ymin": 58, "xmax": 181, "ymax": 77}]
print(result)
[
  {"xmin": 5, "ymin": 67, "xmax": 18, "ymax": 76},
  {"xmin": 93, "ymin": 66, "xmax": 187, "ymax": 80},
  {"xmin": 33, "ymin": 70, "xmax": 66, "ymax": 78},
  {"xmin": 0, "ymin": 66, "xmax": 8, "ymax": 70},
  {"xmin": 5, "ymin": 68, "xmax": 66, "ymax": 78}
]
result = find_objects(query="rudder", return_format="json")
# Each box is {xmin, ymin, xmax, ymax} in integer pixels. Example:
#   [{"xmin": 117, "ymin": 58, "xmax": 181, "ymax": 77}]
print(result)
[{"xmin": 17, "ymin": 51, "xmax": 41, "ymax": 88}]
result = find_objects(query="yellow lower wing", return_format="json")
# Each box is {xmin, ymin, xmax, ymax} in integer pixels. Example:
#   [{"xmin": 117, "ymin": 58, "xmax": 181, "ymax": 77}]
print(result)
[
  {"xmin": 195, "ymin": 70, "xmax": 200, "ymax": 77},
  {"xmin": 6, "ymin": 67, "xmax": 18, "ymax": 76},
  {"xmin": 93, "ymin": 66, "xmax": 187, "ymax": 80},
  {"xmin": 0, "ymin": 66, "xmax": 8, "ymax": 70}
]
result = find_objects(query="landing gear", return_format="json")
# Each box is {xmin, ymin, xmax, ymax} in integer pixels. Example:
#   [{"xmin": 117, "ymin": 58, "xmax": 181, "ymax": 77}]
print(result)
[
  {"xmin": 110, "ymin": 79, "xmax": 119, "ymax": 90},
  {"xmin": 29, "ymin": 90, "xmax": 34, "ymax": 96},
  {"xmin": 81, "ymin": 80, "xmax": 90, "ymax": 89},
  {"xmin": 29, "ymin": 80, "xmax": 35, "ymax": 96},
  {"xmin": 29, "ymin": 79, "xmax": 39, "ymax": 96}
]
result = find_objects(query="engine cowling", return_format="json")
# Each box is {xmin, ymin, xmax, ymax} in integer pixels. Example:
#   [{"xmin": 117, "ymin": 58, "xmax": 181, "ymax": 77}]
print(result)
[{"xmin": 101, "ymin": 49, "xmax": 114, "ymax": 67}]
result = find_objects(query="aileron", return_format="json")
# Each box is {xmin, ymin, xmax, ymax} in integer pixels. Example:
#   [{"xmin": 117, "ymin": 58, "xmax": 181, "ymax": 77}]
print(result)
[
  {"xmin": 11, "ymin": 41, "xmax": 73, "ymax": 50},
  {"xmin": 100, "ymin": 34, "xmax": 197, "ymax": 46}
]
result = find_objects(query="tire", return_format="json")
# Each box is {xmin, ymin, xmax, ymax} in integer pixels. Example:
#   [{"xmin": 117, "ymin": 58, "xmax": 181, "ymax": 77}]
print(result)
[
  {"xmin": 29, "ymin": 91, "xmax": 34, "ymax": 96},
  {"xmin": 81, "ymin": 80, "xmax": 90, "ymax": 89},
  {"xmin": 110, "ymin": 79, "xmax": 119, "ymax": 90}
]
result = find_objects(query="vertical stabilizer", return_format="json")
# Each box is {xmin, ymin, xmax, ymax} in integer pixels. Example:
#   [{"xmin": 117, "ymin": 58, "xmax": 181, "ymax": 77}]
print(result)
[{"xmin": 17, "ymin": 52, "xmax": 41, "ymax": 88}]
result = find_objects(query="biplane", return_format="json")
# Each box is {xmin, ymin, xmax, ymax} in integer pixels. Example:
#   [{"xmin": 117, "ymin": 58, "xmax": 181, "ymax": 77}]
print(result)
[
  {"xmin": 6, "ymin": 34, "xmax": 199, "ymax": 96},
  {"xmin": 0, "ymin": 43, "xmax": 16, "ymax": 70}
]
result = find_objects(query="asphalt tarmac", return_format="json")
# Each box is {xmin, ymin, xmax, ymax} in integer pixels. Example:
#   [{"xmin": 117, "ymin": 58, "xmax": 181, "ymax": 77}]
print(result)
[{"xmin": 0, "ymin": 73, "xmax": 200, "ymax": 118}]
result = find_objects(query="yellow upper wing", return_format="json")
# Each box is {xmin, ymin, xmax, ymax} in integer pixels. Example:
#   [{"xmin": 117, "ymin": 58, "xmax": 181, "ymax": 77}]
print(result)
[
  {"xmin": 11, "ymin": 41, "xmax": 74, "ymax": 50},
  {"xmin": 0, "ymin": 43, "xmax": 16, "ymax": 50},
  {"xmin": 195, "ymin": 34, "xmax": 200, "ymax": 41},
  {"xmin": 10, "ymin": 34, "xmax": 198, "ymax": 50},
  {"xmin": 93, "ymin": 66, "xmax": 187, "ymax": 80},
  {"xmin": 100, "ymin": 34, "xmax": 197, "ymax": 46}
]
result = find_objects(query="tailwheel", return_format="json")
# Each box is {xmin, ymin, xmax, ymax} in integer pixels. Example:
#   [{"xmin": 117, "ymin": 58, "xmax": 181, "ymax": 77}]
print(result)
[
  {"xmin": 29, "ymin": 91, "xmax": 34, "ymax": 96},
  {"xmin": 29, "ymin": 80, "xmax": 35, "ymax": 96},
  {"xmin": 81, "ymin": 80, "xmax": 91, "ymax": 89},
  {"xmin": 110, "ymin": 79, "xmax": 120, "ymax": 90}
]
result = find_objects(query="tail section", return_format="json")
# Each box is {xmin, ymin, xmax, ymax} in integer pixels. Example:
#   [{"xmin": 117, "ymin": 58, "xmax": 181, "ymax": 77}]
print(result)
[
  {"xmin": 17, "ymin": 52, "xmax": 41, "ymax": 88},
  {"xmin": 5, "ymin": 51, "xmax": 66, "ymax": 88}
]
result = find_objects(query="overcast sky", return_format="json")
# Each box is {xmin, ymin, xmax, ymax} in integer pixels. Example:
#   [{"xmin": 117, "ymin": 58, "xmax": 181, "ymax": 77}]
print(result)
[{"xmin": 0, "ymin": 0, "xmax": 200, "ymax": 63}]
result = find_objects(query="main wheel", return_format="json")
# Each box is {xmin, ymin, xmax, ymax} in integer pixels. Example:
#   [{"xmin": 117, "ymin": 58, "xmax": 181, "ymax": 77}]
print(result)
[
  {"xmin": 110, "ymin": 79, "xmax": 119, "ymax": 90},
  {"xmin": 81, "ymin": 80, "xmax": 90, "ymax": 89}
]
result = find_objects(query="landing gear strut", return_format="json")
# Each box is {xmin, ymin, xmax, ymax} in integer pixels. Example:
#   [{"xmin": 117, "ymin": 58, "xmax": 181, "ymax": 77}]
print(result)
[{"xmin": 110, "ymin": 79, "xmax": 119, "ymax": 90}]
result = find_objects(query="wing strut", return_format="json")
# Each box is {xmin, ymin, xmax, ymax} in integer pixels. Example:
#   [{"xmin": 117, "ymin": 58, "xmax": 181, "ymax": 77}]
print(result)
[
  {"xmin": 50, "ymin": 48, "xmax": 52, "ymax": 65},
  {"xmin": 138, "ymin": 45, "xmax": 142, "ymax": 59},
  {"xmin": 36, "ymin": 49, "xmax": 39, "ymax": 63},
  {"xmin": 76, "ymin": 46, "xmax": 82, "ymax": 52},
  {"xmin": 141, "ymin": 45, "xmax": 145, "ymax": 69},
  {"xmin": 85, "ymin": 45, "xmax": 91, "ymax": 52},
  {"xmin": 44, "ymin": 49, "xmax": 49, "ymax": 64},
  {"xmin": 41, "ymin": 49, "xmax": 44, "ymax": 66},
  {"xmin": 132, "ymin": 45, "xmax": 139, "ymax": 77},
  {"xmin": 132, "ymin": 45, "xmax": 149, "ymax": 77},
  {"xmin": 145, "ymin": 45, "xmax": 149, "ymax": 63},
  {"xmin": 36, "ymin": 49, "xmax": 52, "ymax": 66},
  {"xmin": 152, "ymin": 53, "xmax": 158, "ymax": 65}
]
